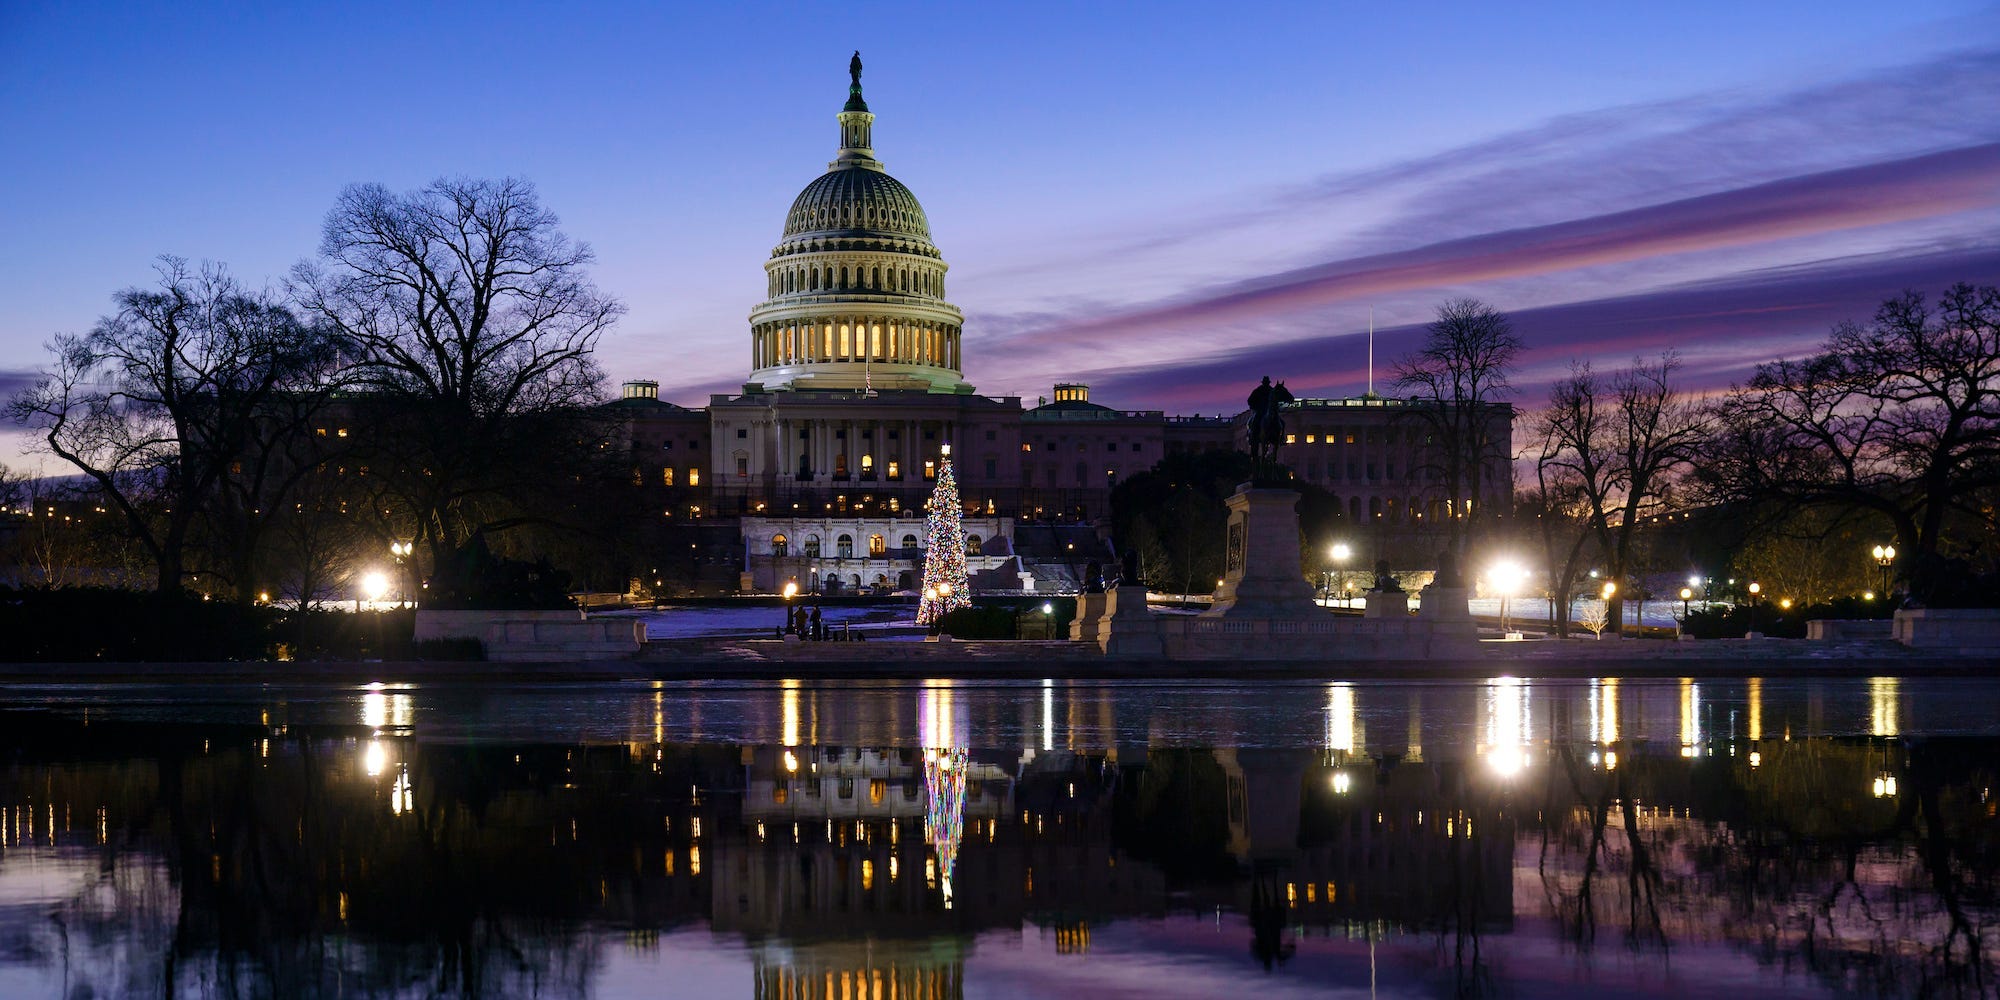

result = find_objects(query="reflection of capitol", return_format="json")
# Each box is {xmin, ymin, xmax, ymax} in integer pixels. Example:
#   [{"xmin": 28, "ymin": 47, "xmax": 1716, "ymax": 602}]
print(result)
[{"xmin": 0, "ymin": 674, "xmax": 1984, "ymax": 998}]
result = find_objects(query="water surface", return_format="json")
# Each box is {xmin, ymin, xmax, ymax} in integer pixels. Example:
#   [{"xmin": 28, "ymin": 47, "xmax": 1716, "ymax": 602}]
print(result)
[{"xmin": 0, "ymin": 675, "xmax": 1994, "ymax": 998}]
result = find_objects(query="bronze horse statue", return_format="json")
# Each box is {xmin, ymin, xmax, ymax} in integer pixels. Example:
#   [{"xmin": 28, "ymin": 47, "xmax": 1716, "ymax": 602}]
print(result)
[{"xmin": 1246, "ymin": 375, "xmax": 1295, "ymax": 476}]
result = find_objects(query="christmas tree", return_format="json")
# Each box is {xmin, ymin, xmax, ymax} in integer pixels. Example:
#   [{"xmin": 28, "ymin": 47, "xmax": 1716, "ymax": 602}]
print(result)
[{"xmin": 916, "ymin": 445, "xmax": 971, "ymax": 625}]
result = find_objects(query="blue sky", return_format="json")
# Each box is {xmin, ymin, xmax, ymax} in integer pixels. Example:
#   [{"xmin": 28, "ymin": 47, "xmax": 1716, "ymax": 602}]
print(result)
[{"xmin": 3, "ymin": 1, "xmax": 1997, "ymax": 467}]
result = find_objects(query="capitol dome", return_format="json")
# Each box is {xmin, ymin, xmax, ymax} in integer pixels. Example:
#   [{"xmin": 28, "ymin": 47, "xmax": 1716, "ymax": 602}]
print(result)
[
  {"xmin": 746, "ymin": 54, "xmax": 967, "ymax": 394},
  {"xmin": 782, "ymin": 168, "xmax": 932, "ymax": 243}
]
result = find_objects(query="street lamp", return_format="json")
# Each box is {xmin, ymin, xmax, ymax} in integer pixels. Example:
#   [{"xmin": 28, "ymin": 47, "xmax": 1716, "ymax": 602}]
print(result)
[
  {"xmin": 1488, "ymin": 560, "xmax": 1527, "ymax": 636},
  {"xmin": 1747, "ymin": 581, "xmax": 1762, "ymax": 636},
  {"xmin": 389, "ymin": 541, "xmax": 413, "ymax": 607},
  {"xmin": 359, "ymin": 570, "xmax": 389, "ymax": 612},
  {"xmin": 1678, "ymin": 586, "xmax": 1693, "ymax": 638},
  {"xmin": 1872, "ymin": 544, "xmax": 1896, "ymax": 598}
]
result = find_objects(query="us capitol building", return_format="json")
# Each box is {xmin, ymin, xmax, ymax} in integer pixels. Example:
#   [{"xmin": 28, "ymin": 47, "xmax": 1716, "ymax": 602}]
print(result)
[{"xmin": 612, "ymin": 57, "xmax": 1511, "ymax": 596}]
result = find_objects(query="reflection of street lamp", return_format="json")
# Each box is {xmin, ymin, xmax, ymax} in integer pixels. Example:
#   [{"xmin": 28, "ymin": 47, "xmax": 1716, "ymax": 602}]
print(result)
[{"xmin": 1872, "ymin": 544, "xmax": 1896, "ymax": 598}]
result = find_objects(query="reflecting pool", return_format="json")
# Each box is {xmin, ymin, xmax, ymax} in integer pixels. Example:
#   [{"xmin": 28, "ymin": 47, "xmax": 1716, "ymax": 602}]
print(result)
[{"xmin": 1, "ymin": 675, "xmax": 1997, "ymax": 998}]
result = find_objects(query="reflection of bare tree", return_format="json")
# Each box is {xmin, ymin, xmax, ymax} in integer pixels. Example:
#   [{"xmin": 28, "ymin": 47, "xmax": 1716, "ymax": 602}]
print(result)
[
  {"xmin": 1539, "ymin": 745, "xmax": 1686, "ymax": 949},
  {"xmin": 1532, "ymin": 736, "xmax": 2000, "ymax": 996}
]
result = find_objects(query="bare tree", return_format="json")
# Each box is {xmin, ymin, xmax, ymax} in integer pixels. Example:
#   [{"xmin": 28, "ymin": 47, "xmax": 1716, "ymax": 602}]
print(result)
[
  {"xmin": 290, "ymin": 178, "xmax": 623, "ymax": 573},
  {"xmin": 1539, "ymin": 353, "xmax": 1708, "ymax": 633},
  {"xmin": 1707, "ymin": 284, "xmax": 2000, "ymax": 602},
  {"xmin": 1394, "ymin": 298, "xmax": 1522, "ymax": 561},
  {"xmin": 0, "ymin": 461, "xmax": 24, "ymax": 512},
  {"xmin": 7, "ymin": 259, "xmax": 342, "ymax": 595},
  {"xmin": 1523, "ymin": 437, "xmax": 1597, "ymax": 636}
]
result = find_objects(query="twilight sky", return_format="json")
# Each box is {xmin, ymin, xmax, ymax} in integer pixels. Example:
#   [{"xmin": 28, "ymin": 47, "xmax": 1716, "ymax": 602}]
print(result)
[{"xmin": 3, "ymin": 2, "xmax": 1997, "ymax": 469}]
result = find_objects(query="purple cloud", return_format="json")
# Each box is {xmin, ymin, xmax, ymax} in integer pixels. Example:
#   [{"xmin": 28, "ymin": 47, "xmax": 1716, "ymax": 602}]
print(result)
[
  {"xmin": 1005, "ymin": 143, "xmax": 2000, "ymax": 355},
  {"xmin": 1080, "ymin": 243, "xmax": 2000, "ymax": 414}
]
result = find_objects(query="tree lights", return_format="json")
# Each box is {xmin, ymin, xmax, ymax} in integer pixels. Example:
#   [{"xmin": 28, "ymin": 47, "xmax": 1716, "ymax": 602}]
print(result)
[{"xmin": 917, "ymin": 444, "xmax": 971, "ymax": 625}]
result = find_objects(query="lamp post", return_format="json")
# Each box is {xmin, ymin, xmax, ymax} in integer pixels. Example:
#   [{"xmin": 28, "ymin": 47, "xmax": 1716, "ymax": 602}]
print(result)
[
  {"xmin": 1872, "ymin": 544, "xmax": 1896, "ymax": 599},
  {"xmin": 1330, "ymin": 542, "xmax": 1352, "ymax": 609},
  {"xmin": 1601, "ymin": 581, "xmax": 1618, "ymax": 637},
  {"xmin": 1489, "ymin": 560, "xmax": 1526, "ymax": 636},
  {"xmin": 389, "ymin": 541, "xmax": 413, "ymax": 608},
  {"xmin": 1678, "ymin": 586, "xmax": 1693, "ymax": 638},
  {"xmin": 1747, "ymin": 581, "xmax": 1761, "ymax": 637}
]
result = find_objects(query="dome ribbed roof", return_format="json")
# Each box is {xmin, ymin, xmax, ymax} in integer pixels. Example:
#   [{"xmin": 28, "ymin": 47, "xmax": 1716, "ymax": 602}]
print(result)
[{"xmin": 783, "ymin": 168, "xmax": 932, "ymax": 241}]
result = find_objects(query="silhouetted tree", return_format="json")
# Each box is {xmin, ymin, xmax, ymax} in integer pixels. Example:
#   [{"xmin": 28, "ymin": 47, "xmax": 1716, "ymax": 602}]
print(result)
[
  {"xmin": 1395, "ymin": 298, "xmax": 1522, "ymax": 561},
  {"xmin": 1538, "ymin": 353, "xmax": 1707, "ymax": 632},
  {"xmin": 8, "ymin": 259, "xmax": 343, "ymax": 595},
  {"xmin": 1705, "ymin": 283, "xmax": 2000, "ymax": 605},
  {"xmin": 291, "ymin": 177, "xmax": 625, "ymax": 584}
]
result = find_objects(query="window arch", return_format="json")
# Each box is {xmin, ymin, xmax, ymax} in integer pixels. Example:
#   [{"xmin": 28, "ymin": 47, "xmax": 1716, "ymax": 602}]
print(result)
[
  {"xmin": 901, "ymin": 533, "xmax": 919, "ymax": 550},
  {"xmin": 771, "ymin": 533, "xmax": 789, "ymax": 557},
  {"xmin": 966, "ymin": 534, "xmax": 983, "ymax": 556},
  {"xmin": 868, "ymin": 534, "xmax": 886, "ymax": 556},
  {"xmin": 837, "ymin": 534, "xmax": 854, "ymax": 558},
  {"xmin": 804, "ymin": 535, "xmax": 822, "ymax": 558}
]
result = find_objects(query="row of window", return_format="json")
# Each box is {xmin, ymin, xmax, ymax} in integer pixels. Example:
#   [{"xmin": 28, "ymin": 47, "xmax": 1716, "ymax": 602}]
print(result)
[
  {"xmin": 769, "ymin": 532, "xmax": 983, "ymax": 558},
  {"xmin": 1286, "ymin": 429, "xmax": 1430, "ymax": 446},
  {"xmin": 1025, "ymin": 465, "xmax": 1122, "ymax": 487},
  {"xmin": 1023, "ymin": 441, "xmax": 1146, "ymax": 453},
  {"xmin": 642, "ymin": 468, "xmax": 701, "ymax": 487},
  {"xmin": 770, "ymin": 775, "xmax": 998, "ymax": 804}
]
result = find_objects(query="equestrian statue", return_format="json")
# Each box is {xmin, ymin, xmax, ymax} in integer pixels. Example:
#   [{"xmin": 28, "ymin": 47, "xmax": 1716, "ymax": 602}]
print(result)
[{"xmin": 1246, "ymin": 375, "xmax": 1296, "ymax": 482}]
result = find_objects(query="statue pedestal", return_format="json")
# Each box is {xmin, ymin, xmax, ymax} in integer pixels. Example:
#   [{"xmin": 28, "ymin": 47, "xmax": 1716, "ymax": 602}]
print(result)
[
  {"xmin": 1074, "ymin": 585, "xmax": 1164, "ymax": 655},
  {"xmin": 1202, "ymin": 486, "xmax": 1319, "ymax": 619},
  {"xmin": 1364, "ymin": 590, "xmax": 1409, "ymax": 618},
  {"xmin": 1416, "ymin": 585, "xmax": 1477, "ymax": 637}
]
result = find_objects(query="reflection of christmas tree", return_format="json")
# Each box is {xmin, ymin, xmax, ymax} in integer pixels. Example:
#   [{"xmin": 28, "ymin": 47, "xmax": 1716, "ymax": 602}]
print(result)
[
  {"xmin": 916, "ymin": 446, "xmax": 971, "ymax": 625},
  {"xmin": 924, "ymin": 748, "xmax": 969, "ymax": 909}
]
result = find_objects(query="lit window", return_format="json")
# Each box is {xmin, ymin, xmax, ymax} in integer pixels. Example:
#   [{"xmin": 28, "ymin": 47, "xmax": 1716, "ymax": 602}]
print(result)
[
  {"xmin": 1286, "ymin": 433, "xmax": 1296, "ymax": 444},
  {"xmin": 688, "ymin": 468, "xmax": 699, "ymax": 486},
  {"xmin": 336, "ymin": 428, "xmax": 349, "ymax": 438},
  {"xmin": 1022, "ymin": 443, "xmax": 1032, "ymax": 452},
  {"xmin": 1306, "ymin": 433, "xmax": 1316, "ymax": 443},
  {"xmin": 663, "ymin": 468, "xmax": 674, "ymax": 486},
  {"xmin": 887, "ymin": 461, "xmax": 901, "ymax": 479},
  {"xmin": 924, "ymin": 460, "xmax": 936, "ymax": 479},
  {"xmin": 868, "ymin": 534, "xmax": 885, "ymax": 556}
]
